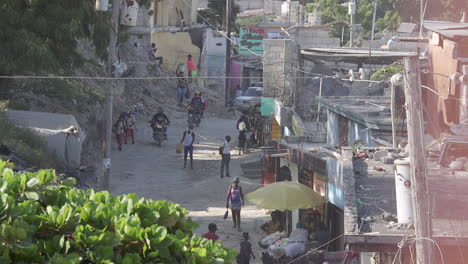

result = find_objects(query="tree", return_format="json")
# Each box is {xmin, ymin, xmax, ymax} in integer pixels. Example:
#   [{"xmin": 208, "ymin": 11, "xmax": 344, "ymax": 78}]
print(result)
[
  {"xmin": 425, "ymin": 0, "xmax": 467, "ymax": 22},
  {"xmin": 197, "ymin": 0, "xmax": 241, "ymax": 31},
  {"xmin": 0, "ymin": 0, "xmax": 114, "ymax": 75},
  {"xmin": 305, "ymin": 0, "xmax": 402, "ymax": 45},
  {"xmin": 0, "ymin": 160, "xmax": 237, "ymax": 263}
]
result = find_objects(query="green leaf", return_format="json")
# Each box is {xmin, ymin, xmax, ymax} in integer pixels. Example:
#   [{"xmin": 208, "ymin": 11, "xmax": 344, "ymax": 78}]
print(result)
[
  {"xmin": 61, "ymin": 177, "xmax": 77, "ymax": 187},
  {"xmin": 95, "ymin": 246, "xmax": 113, "ymax": 261},
  {"xmin": 122, "ymin": 253, "xmax": 141, "ymax": 264},
  {"xmin": 195, "ymin": 248, "xmax": 207, "ymax": 258},
  {"xmin": 26, "ymin": 177, "xmax": 40, "ymax": 189},
  {"xmin": 24, "ymin": 192, "xmax": 39, "ymax": 200}
]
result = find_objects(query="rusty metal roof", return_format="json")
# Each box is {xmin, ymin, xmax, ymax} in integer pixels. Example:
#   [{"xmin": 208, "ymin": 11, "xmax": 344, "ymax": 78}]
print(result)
[{"xmin": 423, "ymin": 20, "xmax": 468, "ymax": 39}]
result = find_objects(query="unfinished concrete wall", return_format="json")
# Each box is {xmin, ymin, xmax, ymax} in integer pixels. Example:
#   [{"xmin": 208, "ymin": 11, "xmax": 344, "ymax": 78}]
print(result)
[
  {"xmin": 263, "ymin": 39, "xmax": 299, "ymax": 107},
  {"xmin": 295, "ymin": 29, "xmax": 341, "ymax": 48},
  {"xmin": 199, "ymin": 0, "xmax": 265, "ymax": 11},
  {"xmin": 238, "ymin": 0, "xmax": 265, "ymax": 11},
  {"xmin": 263, "ymin": 40, "xmax": 286, "ymax": 98},
  {"xmin": 154, "ymin": 0, "xmax": 196, "ymax": 27},
  {"xmin": 200, "ymin": 29, "xmax": 226, "ymax": 92},
  {"xmin": 264, "ymin": 0, "xmax": 282, "ymax": 14},
  {"xmin": 119, "ymin": 7, "xmax": 152, "ymax": 77}
]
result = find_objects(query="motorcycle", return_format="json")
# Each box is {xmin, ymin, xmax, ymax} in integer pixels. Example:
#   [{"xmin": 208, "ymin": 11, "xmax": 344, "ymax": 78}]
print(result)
[
  {"xmin": 187, "ymin": 107, "xmax": 201, "ymax": 128},
  {"xmin": 150, "ymin": 121, "xmax": 167, "ymax": 146}
]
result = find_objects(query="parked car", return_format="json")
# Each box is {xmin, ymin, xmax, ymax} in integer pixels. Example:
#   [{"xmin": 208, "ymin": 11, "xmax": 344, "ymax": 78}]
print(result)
[{"xmin": 234, "ymin": 86, "xmax": 263, "ymax": 112}]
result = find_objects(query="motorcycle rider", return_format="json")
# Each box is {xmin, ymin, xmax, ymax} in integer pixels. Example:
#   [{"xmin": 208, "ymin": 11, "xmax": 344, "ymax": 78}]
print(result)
[
  {"xmin": 150, "ymin": 107, "xmax": 170, "ymax": 139},
  {"xmin": 188, "ymin": 91, "xmax": 205, "ymax": 120}
]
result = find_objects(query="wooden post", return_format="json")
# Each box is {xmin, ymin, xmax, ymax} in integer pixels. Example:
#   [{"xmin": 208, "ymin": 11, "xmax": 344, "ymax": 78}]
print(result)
[{"xmin": 403, "ymin": 55, "xmax": 434, "ymax": 263}]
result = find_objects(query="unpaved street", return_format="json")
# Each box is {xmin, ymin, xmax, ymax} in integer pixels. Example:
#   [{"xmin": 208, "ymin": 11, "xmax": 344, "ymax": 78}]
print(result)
[{"xmin": 109, "ymin": 117, "xmax": 268, "ymax": 262}]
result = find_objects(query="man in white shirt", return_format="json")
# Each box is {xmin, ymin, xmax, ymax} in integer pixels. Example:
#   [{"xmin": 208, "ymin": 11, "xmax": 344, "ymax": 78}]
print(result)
[
  {"xmin": 180, "ymin": 125, "xmax": 195, "ymax": 169},
  {"xmin": 220, "ymin": 135, "xmax": 231, "ymax": 178}
]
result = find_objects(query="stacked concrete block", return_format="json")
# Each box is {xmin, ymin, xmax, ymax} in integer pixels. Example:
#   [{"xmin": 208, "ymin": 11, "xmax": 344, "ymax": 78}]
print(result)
[
  {"xmin": 263, "ymin": 40, "xmax": 286, "ymax": 98},
  {"xmin": 263, "ymin": 39, "xmax": 300, "ymax": 105},
  {"xmin": 296, "ymin": 29, "xmax": 341, "ymax": 48}
]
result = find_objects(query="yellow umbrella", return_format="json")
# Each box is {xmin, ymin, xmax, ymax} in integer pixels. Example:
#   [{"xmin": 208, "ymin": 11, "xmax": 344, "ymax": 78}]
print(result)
[{"xmin": 246, "ymin": 181, "xmax": 322, "ymax": 211}]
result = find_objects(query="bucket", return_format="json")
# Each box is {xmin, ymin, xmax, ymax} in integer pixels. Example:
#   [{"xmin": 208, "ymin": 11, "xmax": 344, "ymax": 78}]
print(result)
[
  {"xmin": 191, "ymin": 70, "xmax": 198, "ymax": 77},
  {"xmin": 394, "ymin": 158, "xmax": 413, "ymax": 224}
]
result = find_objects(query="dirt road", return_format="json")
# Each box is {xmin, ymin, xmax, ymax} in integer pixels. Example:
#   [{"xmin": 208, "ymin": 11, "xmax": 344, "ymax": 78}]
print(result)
[{"xmin": 109, "ymin": 117, "xmax": 268, "ymax": 262}]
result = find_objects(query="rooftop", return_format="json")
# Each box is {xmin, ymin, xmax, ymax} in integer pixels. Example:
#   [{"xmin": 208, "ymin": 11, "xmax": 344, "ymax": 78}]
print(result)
[
  {"xmin": 343, "ymin": 147, "xmax": 468, "ymax": 250},
  {"xmin": 317, "ymin": 97, "xmax": 394, "ymax": 131},
  {"xmin": 423, "ymin": 20, "xmax": 468, "ymax": 39},
  {"xmin": 301, "ymin": 48, "xmax": 416, "ymax": 64}
]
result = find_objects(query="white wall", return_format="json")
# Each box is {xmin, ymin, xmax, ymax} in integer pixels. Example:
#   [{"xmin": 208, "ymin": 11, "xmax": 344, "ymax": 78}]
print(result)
[
  {"xmin": 347, "ymin": 120, "xmax": 373, "ymax": 146},
  {"xmin": 204, "ymin": 29, "xmax": 227, "ymax": 55},
  {"xmin": 289, "ymin": 162, "xmax": 299, "ymax": 231},
  {"xmin": 327, "ymin": 110, "xmax": 339, "ymax": 146}
]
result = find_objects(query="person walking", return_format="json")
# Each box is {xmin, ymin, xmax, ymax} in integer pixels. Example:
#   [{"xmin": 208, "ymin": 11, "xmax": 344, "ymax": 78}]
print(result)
[
  {"xmin": 202, "ymin": 223, "xmax": 220, "ymax": 242},
  {"xmin": 226, "ymin": 177, "xmax": 245, "ymax": 232},
  {"xmin": 180, "ymin": 125, "xmax": 195, "ymax": 169},
  {"xmin": 124, "ymin": 111, "xmax": 136, "ymax": 144},
  {"xmin": 115, "ymin": 117, "xmax": 125, "ymax": 151},
  {"xmin": 237, "ymin": 232, "xmax": 255, "ymax": 264},
  {"xmin": 237, "ymin": 112, "xmax": 250, "ymax": 131},
  {"xmin": 220, "ymin": 135, "xmax": 231, "ymax": 178},
  {"xmin": 176, "ymin": 71, "xmax": 187, "ymax": 105},
  {"xmin": 186, "ymin": 54, "xmax": 196, "ymax": 83},
  {"xmin": 238, "ymin": 129, "xmax": 246, "ymax": 155}
]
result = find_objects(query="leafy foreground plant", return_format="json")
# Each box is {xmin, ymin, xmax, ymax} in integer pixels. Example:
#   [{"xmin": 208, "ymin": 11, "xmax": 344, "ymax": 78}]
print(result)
[{"xmin": 0, "ymin": 161, "xmax": 236, "ymax": 263}]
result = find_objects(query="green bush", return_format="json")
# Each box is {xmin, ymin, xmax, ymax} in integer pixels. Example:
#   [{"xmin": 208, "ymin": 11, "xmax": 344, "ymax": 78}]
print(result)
[
  {"xmin": 0, "ymin": 112, "xmax": 60, "ymax": 169},
  {"xmin": 0, "ymin": 161, "xmax": 237, "ymax": 263},
  {"xmin": 370, "ymin": 65, "xmax": 403, "ymax": 81}
]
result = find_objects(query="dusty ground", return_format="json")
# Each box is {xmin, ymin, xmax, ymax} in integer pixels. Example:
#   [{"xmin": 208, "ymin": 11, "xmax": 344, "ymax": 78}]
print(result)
[{"xmin": 109, "ymin": 117, "xmax": 269, "ymax": 263}]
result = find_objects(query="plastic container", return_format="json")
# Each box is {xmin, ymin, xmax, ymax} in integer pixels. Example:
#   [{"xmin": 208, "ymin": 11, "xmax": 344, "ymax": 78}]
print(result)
[{"xmin": 394, "ymin": 158, "xmax": 414, "ymax": 224}]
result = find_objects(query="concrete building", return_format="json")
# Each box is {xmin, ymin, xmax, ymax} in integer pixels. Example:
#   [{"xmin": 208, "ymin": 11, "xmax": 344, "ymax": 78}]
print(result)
[
  {"xmin": 340, "ymin": 142, "xmax": 468, "ymax": 263},
  {"xmin": 199, "ymin": 28, "xmax": 227, "ymax": 92},
  {"xmin": 150, "ymin": 0, "xmax": 202, "ymax": 72},
  {"xmin": 318, "ymin": 97, "xmax": 404, "ymax": 148},
  {"xmin": 421, "ymin": 20, "xmax": 468, "ymax": 137}
]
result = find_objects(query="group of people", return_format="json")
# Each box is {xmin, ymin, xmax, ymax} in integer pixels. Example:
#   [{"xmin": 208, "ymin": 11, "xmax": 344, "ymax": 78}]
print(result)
[
  {"xmin": 201, "ymin": 222, "xmax": 255, "ymax": 264},
  {"xmin": 115, "ymin": 111, "xmax": 137, "ymax": 151},
  {"xmin": 176, "ymin": 54, "xmax": 198, "ymax": 105},
  {"xmin": 199, "ymin": 176, "xmax": 255, "ymax": 264}
]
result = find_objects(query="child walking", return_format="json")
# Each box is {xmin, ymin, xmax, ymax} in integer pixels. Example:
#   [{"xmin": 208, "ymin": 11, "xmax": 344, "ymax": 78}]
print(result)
[{"xmin": 237, "ymin": 232, "xmax": 255, "ymax": 264}]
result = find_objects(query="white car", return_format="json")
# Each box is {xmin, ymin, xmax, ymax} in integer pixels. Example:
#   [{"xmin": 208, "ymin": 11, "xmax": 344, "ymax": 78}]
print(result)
[{"xmin": 234, "ymin": 86, "xmax": 263, "ymax": 111}]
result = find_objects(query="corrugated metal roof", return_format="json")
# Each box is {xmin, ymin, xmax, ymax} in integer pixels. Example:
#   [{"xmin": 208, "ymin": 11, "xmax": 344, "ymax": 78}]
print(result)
[
  {"xmin": 423, "ymin": 20, "xmax": 468, "ymax": 38},
  {"xmin": 397, "ymin": 22, "xmax": 417, "ymax": 33},
  {"xmin": 302, "ymin": 48, "xmax": 416, "ymax": 57}
]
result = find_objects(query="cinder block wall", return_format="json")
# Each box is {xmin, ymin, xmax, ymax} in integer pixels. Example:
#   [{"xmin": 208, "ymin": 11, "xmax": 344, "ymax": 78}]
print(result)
[{"xmin": 263, "ymin": 39, "xmax": 300, "ymax": 107}]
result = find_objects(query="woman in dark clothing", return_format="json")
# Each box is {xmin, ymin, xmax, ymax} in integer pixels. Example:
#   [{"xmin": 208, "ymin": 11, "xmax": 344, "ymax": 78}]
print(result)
[{"xmin": 238, "ymin": 129, "xmax": 247, "ymax": 155}]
